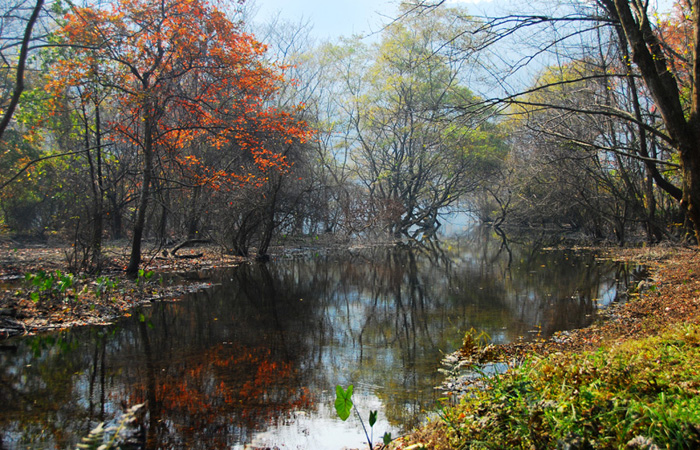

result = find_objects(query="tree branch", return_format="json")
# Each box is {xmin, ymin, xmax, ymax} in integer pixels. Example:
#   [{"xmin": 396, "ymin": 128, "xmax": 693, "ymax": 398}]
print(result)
[
  {"xmin": 0, "ymin": 149, "xmax": 88, "ymax": 191},
  {"xmin": 0, "ymin": 0, "xmax": 44, "ymax": 141}
]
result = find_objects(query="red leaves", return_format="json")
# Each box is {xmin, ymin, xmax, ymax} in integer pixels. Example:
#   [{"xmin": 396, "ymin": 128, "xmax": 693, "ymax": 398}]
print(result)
[
  {"xmin": 126, "ymin": 342, "xmax": 312, "ymax": 433},
  {"xmin": 657, "ymin": 1, "xmax": 694, "ymax": 90},
  {"xmin": 50, "ymin": 0, "xmax": 313, "ymax": 191}
]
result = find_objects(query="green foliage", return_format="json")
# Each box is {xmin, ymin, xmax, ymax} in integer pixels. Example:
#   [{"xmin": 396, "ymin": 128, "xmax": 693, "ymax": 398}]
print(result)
[
  {"xmin": 369, "ymin": 409, "xmax": 377, "ymax": 427},
  {"xmin": 438, "ymin": 323, "xmax": 700, "ymax": 449},
  {"xmin": 0, "ymin": 144, "xmax": 85, "ymax": 234},
  {"xmin": 24, "ymin": 269, "xmax": 75, "ymax": 302},
  {"xmin": 321, "ymin": 6, "xmax": 506, "ymax": 238},
  {"xmin": 334, "ymin": 384, "xmax": 354, "ymax": 421},
  {"xmin": 94, "ymin": 276, "xmax": 118, "ymax": 299},
  {"xmin": 383, "ymin": 432, "xmax": 393, "ymax": 446},
  {"xmin": 135, "ymin": 269, "xmax": 156, "ymax": 294},
  {"xmin": 136, "ymin": 269, "xmax": 154, "ymax": 286},
  {"xmin": 22, "ymin": 270, "xmax": 128, "ymax": 305},
  {"xmin": 334, "ymin": 384, "xmax": 393, "ymax": 449}
]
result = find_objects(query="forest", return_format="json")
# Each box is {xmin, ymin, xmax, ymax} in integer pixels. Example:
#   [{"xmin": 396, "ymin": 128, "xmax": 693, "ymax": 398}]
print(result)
[
  {"xmin": 1, "ymin": 0, "xmax": 698, "ymax": 270},
  {"xmin": 3, "ymin": 1, "xmax": 700, "ymax": 448}
]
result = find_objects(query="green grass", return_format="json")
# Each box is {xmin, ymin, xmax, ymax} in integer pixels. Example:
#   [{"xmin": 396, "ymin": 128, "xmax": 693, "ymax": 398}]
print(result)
[{"xmin": 436, "ymin": 324, "xmax": 700, "ymax": 449}]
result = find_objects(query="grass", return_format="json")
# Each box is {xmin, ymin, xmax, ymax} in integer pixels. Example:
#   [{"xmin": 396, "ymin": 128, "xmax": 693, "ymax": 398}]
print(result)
[{"xmin": 396, "ymin": 323, "xmax": 700, "ymax": 449}]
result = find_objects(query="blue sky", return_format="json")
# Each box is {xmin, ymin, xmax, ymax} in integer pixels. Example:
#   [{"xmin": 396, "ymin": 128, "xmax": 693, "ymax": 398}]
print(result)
[
  {"xmin": 251, "ymin": 0, "xmax": 493, "ymax": 40},
  {"xmin": 252, "ymin": 0, "xmax": 400, "ymax": 40},
  {"xmin": 251, "ymin": 0, "xmax": 673, "ymax": 41}
]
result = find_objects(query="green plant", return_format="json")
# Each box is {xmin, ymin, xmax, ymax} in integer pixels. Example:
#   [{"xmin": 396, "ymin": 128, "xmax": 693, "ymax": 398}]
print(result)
[
  {"xmin": 136, "ymin": 269, "xmax": 154, "ymax": 286},
  {"xmin": 56, "ymin": 270, "xmax": 74, "ymax": 295},
  {"xmin": 24, "ymin": 269, "xmax": 76, "ymax": 302},
  {"xmin": 135, "ymin": 269, "xmax": 155, "ymax": 295},
  {"xmin": 431, "ymin": 323, "xmax": 700, "ymax": 449},
  {"xmin": 94, "ymin": 276, "xmax": 118, "ymax": 300},
  {"xmin": 334, "ymin": 384, "xmax": 392, "ymax": 450},
  {"xmin": 435, "ymin": 397, "xmax": 463, "ymax": 439}
]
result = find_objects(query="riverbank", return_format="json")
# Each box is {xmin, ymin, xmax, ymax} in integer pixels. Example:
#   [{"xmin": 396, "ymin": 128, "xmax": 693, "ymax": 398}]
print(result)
[
  {"xmin": 392, "ymin": 245, "xmax": 700, "ymax": 449},
  {"xmin": 2, "ymin": 241, "xmax": 699, "ymax": 448},
  {"xmin": 0, "ymin": 241, "xmax": 245, "ymax": 338}
]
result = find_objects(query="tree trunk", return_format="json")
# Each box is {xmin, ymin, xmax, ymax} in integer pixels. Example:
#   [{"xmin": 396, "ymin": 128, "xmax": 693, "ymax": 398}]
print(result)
[
  {"xmin": 89, "ymin": 104, "xmax": 104, "ymax": 270},
  {"xmin": 107, "ymin": 191, "xmax": 123, "ymax": 240},
  {"xmin": 257, "ymin": 181, "xmax": 281, "ymax": 258},
  {"xmin": 126, "ymin": 113, "xmax": 155, "ymax": 276},
  {"xmin": 684, "ymin": 0, "xmax": 700, "ymax": 242},
  {"xmin": 0, "ymin": 0, "xmax": 44, "ymax": 142},
  {"xmin": 186, "ymin": 187, "xmax": 201, "ymax": 241},
  {"xmin": 681, "ymin": 148, "xmax": 700, "ymax": 242},
  {"xmin": 604, "ymin": 0, "xmax": 700, "ymax": 242}
]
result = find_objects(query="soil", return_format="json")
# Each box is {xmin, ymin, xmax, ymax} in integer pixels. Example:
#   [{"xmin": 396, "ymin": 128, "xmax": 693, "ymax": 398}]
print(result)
[{"xmin": 0, "ymin": 240, "xmax": 246, "ymax": 339}]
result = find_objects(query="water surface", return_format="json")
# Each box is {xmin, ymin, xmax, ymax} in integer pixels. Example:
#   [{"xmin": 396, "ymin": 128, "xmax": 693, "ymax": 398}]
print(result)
[{"xmin": 0, "ymin": 231, "xmax": 635, "ymax": 449}]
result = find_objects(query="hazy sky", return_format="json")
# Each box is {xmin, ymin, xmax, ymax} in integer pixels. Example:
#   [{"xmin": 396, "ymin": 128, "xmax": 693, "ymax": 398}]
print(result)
[
  {"xmin": 251, "ymin": 0, "xmax": 487, "ymax": 40},
  {"xmin": 252, "ymin": 0, "xmax": 399, "ymax": 40}
]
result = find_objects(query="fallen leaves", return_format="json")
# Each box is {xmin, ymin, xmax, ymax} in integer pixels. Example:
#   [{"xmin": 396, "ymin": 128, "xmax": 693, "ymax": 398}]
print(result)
[
  {"xmin": 438, "ymin": 246, "xmax": 700, "ymax": 393},
  {"xmin": 0, "ymin": 242, "xmax": 244, "ymax": 338}
]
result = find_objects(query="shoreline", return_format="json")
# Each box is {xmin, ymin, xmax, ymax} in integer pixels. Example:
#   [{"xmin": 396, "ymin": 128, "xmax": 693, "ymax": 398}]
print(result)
[
  {"xmin": 2, "ymin": 242, "xmax": 694, "ymax": 343},
  {"xmin": 2, "ymin": 241, "xmax": 698, "ymax": 448},
  {"xmin": 394, "ymin": 245, "xmax": 700, "ymax": 449},
  {"xmin": 0, "ymin": 243, "xmax": 246, "ymax": 339}
]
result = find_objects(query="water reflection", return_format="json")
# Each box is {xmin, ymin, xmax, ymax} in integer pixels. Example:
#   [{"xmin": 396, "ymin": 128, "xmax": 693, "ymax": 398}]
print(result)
[{"xmin": 0, "ymin": 230, "xmax": 631, "ymax": 449}]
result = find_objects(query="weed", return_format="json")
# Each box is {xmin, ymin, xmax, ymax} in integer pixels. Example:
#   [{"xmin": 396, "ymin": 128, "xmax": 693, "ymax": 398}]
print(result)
[
  {"xmin": 94, "ymin": 276, "xmax": 118, "ymax": 300},
  {"xmin": 430, "ymin": 323, "xmax": 700, "ymax": 449},
  {"xmin": 135, "ymin": 269, "xmax": 155, "ymax": 296},
  {"xmin": 24, "ymin": 269, "xmax": 76, "ymax": 302},
  {"xmin": 334, "ymin": 384, "xmax": 393, "ymax": 450},
  {"xmin": 135, "ymin": 269, "xmax": 154, "ymax": 286}
]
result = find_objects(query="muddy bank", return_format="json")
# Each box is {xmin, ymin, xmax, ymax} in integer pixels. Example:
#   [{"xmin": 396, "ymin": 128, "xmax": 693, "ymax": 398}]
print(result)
[{"xmin": 0, "ymin": 242, "xmax": 245, "ymax": 338}]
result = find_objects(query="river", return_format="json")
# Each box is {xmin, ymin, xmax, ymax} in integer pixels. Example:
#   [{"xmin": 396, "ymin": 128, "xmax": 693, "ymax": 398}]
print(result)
[{"xmin": 0, "ymin": 229, "xmax": 640, "ymax": 449}]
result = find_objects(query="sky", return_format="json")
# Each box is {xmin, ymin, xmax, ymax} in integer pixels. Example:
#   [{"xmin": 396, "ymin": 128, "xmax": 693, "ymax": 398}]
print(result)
[
  {"xmin": 251, "ymin": 0, "xmax": 674, "ymax": 41},
  {"xmin": 252, "ymin": 0, "xmax": 399, "ymax": 40},
  {"xmin": 251, "ymin": 0, "xmax": 485, "ymax": 40}
]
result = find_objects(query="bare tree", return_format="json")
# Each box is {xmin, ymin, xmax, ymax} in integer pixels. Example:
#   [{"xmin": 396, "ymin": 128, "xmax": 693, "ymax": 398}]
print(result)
[
  {"xmin": 332, "ymin": 6, "xmax": 507, "ymax": 239},
  {"xmin": 403, "ymin": 0, "xmax": 700, "ymax": 241}
]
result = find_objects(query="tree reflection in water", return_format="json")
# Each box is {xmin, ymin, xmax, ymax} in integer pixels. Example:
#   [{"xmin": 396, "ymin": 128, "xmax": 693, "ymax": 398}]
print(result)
[{"xmin": 0, "ymin": 229, "xmax": 632, "ymax": 449}]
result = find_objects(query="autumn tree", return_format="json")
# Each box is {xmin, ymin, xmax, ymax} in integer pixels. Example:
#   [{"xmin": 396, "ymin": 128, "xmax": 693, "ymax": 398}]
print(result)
[
  {"xmin": 594, "ymin": 0, "xmax": 700, "ymax": 241},
  {"xmin": 205, "ymin": 14, "xmax": 328, "ymax": 255},
  {"xmin": 333, "ymin": 6, "xmax": 506, "ymax": 239},
  {"xmin": 404, "ymin": 0, "xmax": 700, "ymax": 242},
  {"xmin": 283, "ymin": 39, "xmax": 372, "ymax": 236},
  {"xmin": 51, "ymin": 0, "xmax": 310, "ymax": 274},
  {"xmin": 500, "ymin": 45, "xmax": 679, "ymax": 243}
]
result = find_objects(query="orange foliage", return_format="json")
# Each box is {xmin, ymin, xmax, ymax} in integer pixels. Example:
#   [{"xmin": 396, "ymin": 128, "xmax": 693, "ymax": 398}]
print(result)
[
  {"xmin": 657, "ymin": 1, "xmax": 694, "ymax": 91},
  {"xmin": 128, "ymin": 342, "xmax": 313, "ymax": 436},
  {"xmin": 47, "ymin": 0, "xmax": 314, "ymax": 189}
]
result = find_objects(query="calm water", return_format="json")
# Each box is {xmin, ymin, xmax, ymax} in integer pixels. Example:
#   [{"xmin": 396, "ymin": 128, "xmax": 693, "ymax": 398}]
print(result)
[{"xmin": 0, "ymin": 230, "xmax": 637, "ymax": 449}]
